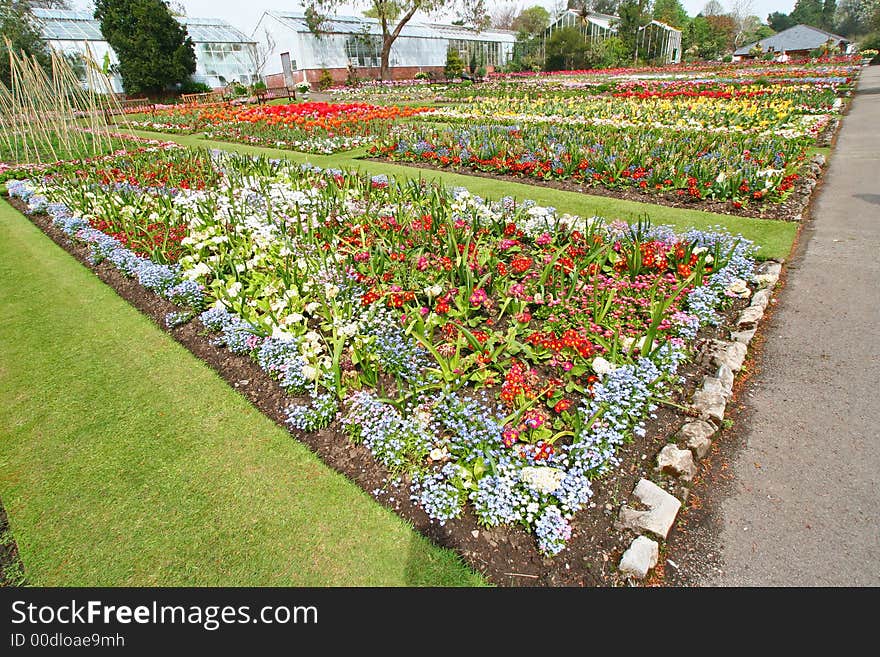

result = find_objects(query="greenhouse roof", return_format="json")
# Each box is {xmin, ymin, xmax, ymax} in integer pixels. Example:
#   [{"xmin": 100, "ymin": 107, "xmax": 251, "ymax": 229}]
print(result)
[
  {"xmin": 429, "ymin": 23, "xmax": 516, "ymax": 43},
  {"xmin": 269, "ymin": 11, "xmax": 440, "ymax": 40},
  {"xmin": 32, "ymin": 9, "xmax": 104, "ymax": 41},
  {"xmin": 32, "ymin": 9, "xmax": 254, "ymax": 45}
]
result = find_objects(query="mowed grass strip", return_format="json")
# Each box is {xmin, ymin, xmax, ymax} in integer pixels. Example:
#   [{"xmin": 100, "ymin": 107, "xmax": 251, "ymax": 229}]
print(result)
[
  {"xmin": 0, "ymin": 200, "xmax": 485, "ymax": 586},
  {"xmin": 124, "ymin": 127, "xmax": 798, "ymax": 261}
]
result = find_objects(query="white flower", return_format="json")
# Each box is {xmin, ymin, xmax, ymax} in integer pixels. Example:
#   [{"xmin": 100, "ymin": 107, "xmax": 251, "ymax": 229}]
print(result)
[
  {"xmin": 301, "ymin": 364, "xmax": 318, "ymax": 381},
  {"xmin": 424, "ymin": 284, "xmax": 443, "ymax": 298},
  {"xmin": 429, "ymin": 447, "xmax": 447, "ymax": 461},
  {"xmin": 340, "ymin": 322, "xmax": 358, "ymax": 338},
  {"xmin": 520, "ymin": 466, "xmax": 566, "ymax": 494},
  {"xmin": 592, "ymin": 356, "xmax": 617, "ymax": 378},
  {"xmin": 283, "ymin": 313, "xmax": 303, "ymax": 326},
  {"xmin": 324, "ymin": 283, "xmax": 340, "ymax": 299},
  {"xmin": 227, "ymin": 281, "xmax": 243, "ymax": 298},
  {"xmin": 271, "ymin": 326, "xmax": 294, "ymax": 341}
]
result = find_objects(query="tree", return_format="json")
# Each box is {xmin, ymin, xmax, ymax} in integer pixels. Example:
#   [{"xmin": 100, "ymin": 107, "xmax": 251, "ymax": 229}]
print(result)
[
  {"xmin": 836, "ymin": 0, "xmax": 880, "ymax": 36},
  {"xmin": 652, "ymin": 0, "xmax": 689, "ymax": 29},
  {"xmin": 513, "ymin": 5, "xmax": 551, "ymax": 35},
  {"xmin": 444, "ymin": 45, "xmax": 463, "ymax": 78},
  {"xmin": 616, "ymin": 0, "xmax": 651, "ymax": 62},
  {"xmin": 491, "ymin": 2, "xmax": 518, "ymax": 30},
  {"xmin": 306, "ymin": 1, "xmax": 488, "ymax": 81},
  {"xmin": 568, "ymin": 0, "xmax": 620, "ymax": 15},
  {"xmin": 683, "ymin": 13, "xmax": 734, "ymax": 59},
  {"xmin": 94, "ymin": 0, "xmax": 196, "ymax": 96},
  {"xmin": 249, "ymin": 29, "xmax": 276, "ymax": 85},
  {"xmin": 767, "ymin": 11, "xmax": 795, "ymax": 32},
  {"xmin": 821, "ymin": 0, "xmax": 838, "ymax": 30},
  {"xmin": 790, "ymin": 0, "xmax": 824, "ymax": 27},
  {"xmin": 702, "ymin": 0, "xmax": 725, "ymax": 16},
  {"xmin": 544, "ymin": 26, "xmax": 589, "ymax": 69},
  {"xmin": 1, "ymin": 0, "xmax": 52, "ymax": 88}
]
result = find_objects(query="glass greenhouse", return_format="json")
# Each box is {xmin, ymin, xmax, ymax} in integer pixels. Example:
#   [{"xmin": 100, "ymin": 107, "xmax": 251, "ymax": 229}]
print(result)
[
  {"xmin": 547, "ymin": 9, "xmax": 682, "ymax": 65},
  {"xmin": 253, "ymin": 11, "xmax": 516, "ymax": 83},
  {"xmin": 31, "ymin": 9, "xmax": 258, "ymax": 93}
]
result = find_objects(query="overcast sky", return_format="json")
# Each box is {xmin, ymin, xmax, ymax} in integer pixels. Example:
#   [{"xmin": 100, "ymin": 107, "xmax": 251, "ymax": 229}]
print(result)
[{"xmin": 70, "ymin": 1, "xmax": 799, "ymax": 37}]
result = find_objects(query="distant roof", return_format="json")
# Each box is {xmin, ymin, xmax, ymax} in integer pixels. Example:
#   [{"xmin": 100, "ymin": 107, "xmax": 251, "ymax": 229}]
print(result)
[
  {"xmin": 32, "ymin": 8, "xmax": 254, "ymax": 44},
  {"xmin": 735, "ymin": 23, "xmax": 850, "ymax": 55}
]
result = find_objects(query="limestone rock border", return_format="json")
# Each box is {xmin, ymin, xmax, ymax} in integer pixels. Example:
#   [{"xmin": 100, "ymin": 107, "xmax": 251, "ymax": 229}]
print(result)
[{"xmin": 617, "ymin": 259, "xmax": 783, "ymax": 582}]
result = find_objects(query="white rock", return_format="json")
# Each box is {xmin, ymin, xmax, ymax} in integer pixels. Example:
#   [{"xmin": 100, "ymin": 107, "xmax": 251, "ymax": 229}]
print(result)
[
  {"xmin": 737, "ymin": 305, "xmax": 764, "ymax": 328},
  {"xmin": 730, "ymin": 328, "xmax": 757, "ymax": 344},
  {"xmin": 677, "ymin": 420, "xmax": 716, "ymax": 458},
  {"xmin": 723, "ymin": 341, "xmax": 748, "ymax": 372},
  {"xmin": 617, "ymin": 479, "xmax": 682, "ymax": 539},
  {"xmin": 716, "ymin": 364, "xmax": 735, "ymax": 395},
  {"xmin": 618, "ymin": 536, "xmax": 659, "ymax": 579},
  {"xmin": 691, "ymin": 390, "xmax": 726, "ymax": 425},
  {"xmin": 750, "ymin": 288, "xmax": 771, "ymax": 310},
  {"xmin": 657, "ymin": 444, "xmax": 697, "ymax": 481},
  {"xmin": 702, "ymin": 375, "xmax": 731, "ymax": 400}
]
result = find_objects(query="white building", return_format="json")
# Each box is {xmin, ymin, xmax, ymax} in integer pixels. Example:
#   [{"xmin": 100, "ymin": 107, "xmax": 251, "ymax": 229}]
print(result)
[
  {"xmin": 32, "ymin": 9, "xmax": 259, "ymax": 93},
  {"xmin": 252, "ymin": 11, "xmax": 516, "ymax": 86}
]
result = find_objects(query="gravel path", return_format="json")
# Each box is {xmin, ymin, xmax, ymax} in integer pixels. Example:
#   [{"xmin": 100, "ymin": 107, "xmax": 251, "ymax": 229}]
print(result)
[{"xmin": 671, "ymin": 66, "xmax": 880, "ymax": 586}]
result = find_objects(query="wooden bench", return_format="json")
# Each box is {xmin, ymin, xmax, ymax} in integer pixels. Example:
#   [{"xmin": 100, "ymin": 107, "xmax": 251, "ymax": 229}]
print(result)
[
  {"xmin": 181, "ymin": 91, "xmax": 225, "ymax": 105},
  {"xmin": 259, "ymin": 85, "xmax": 296, "ymax": 103}
]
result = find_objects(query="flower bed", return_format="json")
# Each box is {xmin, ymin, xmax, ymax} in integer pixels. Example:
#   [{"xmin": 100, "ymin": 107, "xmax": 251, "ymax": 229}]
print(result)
[
  {"xmin": 368, "ymin": 62, "xmax": 855, "ymax": 213},
  {"xmin": 129, "ymin": 101, "xmax": 433, "ymax": 154},
  {"xmin": 7, "ymin": 147, "xmax": 756, "ymax": 560}
]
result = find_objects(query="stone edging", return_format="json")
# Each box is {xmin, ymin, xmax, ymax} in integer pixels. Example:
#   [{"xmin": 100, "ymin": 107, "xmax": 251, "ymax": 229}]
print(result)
[{"xmin": 615, "ymin": 260, "xmax": 784, "ymax": 581}]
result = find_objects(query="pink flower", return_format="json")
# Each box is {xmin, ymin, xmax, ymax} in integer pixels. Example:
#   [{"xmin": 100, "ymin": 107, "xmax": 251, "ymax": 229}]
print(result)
[
  {"xmin": 509, "ymin": 283, "xmax": 527, "ymax": 299},
  {"xmin": 523, "ymin": 409, "xmax": 547, "ymax": 429},
  {"xmin": 536, "ymin": 232, "xmax": 552, "ymax": 246},
  {"xmin": 416, "ymin": 256, "xmax": 428, "ymax": 271},
  {"xmin": 470, "ymin": 288, "xmax": 488, "ymax": 307}
]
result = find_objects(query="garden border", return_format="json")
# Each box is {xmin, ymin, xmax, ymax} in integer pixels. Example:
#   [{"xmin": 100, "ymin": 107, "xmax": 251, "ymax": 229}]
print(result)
[{"xmin": 3, "ymin": 181, "xmax": 774, "ymax": 585}]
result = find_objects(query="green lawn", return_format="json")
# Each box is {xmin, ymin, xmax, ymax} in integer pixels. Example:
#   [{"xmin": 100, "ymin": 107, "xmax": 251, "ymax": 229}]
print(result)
[
  {"xmin": 0, "ymin": 200, "xmax": 485, "ymax": 586},
  {"xmin": 124, "ymin": 127, "xmax": 798, "ymax": 261}
]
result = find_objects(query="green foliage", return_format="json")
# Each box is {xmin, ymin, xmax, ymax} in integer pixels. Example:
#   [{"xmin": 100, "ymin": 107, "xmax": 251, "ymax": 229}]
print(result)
[
  {"xmin": 178, "ymin": 79, "xmax": 212, "ymax": 95},
  {"xmin": 445, "ymin": 46, "xmax": 464, "ymax": 79},
  {"xmin": 587, "ymin": 36, "xmax": 628, "ymax": 69},
  {"xmin": 544, "ymin": 27, "xmax": 589, "ymax": 71},
  {"xmin": 859, "ymin": 32, "xmax": 880, "ymax": 61},
  {"xmin": 468, "ymin": 50, "xmax": 478, "ymax": 74},
  {"xmin": 653, "ymin": 0, "xmax": 689, "ymax": 29},
  {"xmin": 512, "ymin": 5, "xmax": 550, "ymax": 36},
  {"xmin": 767, "ymin": 11, "xmax": 795, "ymax": 32},
  {"xmin": 94, "ymin": 0, "xmax": 196, "ymax": 96},
  {"xmin": 683, "ymin": 14, "xmax": 734, "ymax": 60},
  {"xmin": 0, "ymin": 0, "xmax": 52, "ymax": 88},
  {"xmin": 616, "ymin": 0, "xmax": 652, "ymax": 61},
  {"xmin": 317, "ymin": 68, "xmax": 334, "ymax": 90},
  {"xmin": 790, "ymin": 0, "xmax": 825, "ymax": 28}
]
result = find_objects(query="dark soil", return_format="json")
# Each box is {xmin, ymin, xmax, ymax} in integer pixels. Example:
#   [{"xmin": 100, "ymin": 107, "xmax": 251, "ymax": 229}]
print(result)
[
  {"xmin": 10, "ymin": 197, "xmax": 752, "ymax": 586},
  {"xmin": 0, "ymin": 495, "xmax": 27, "ymax": 587}
]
